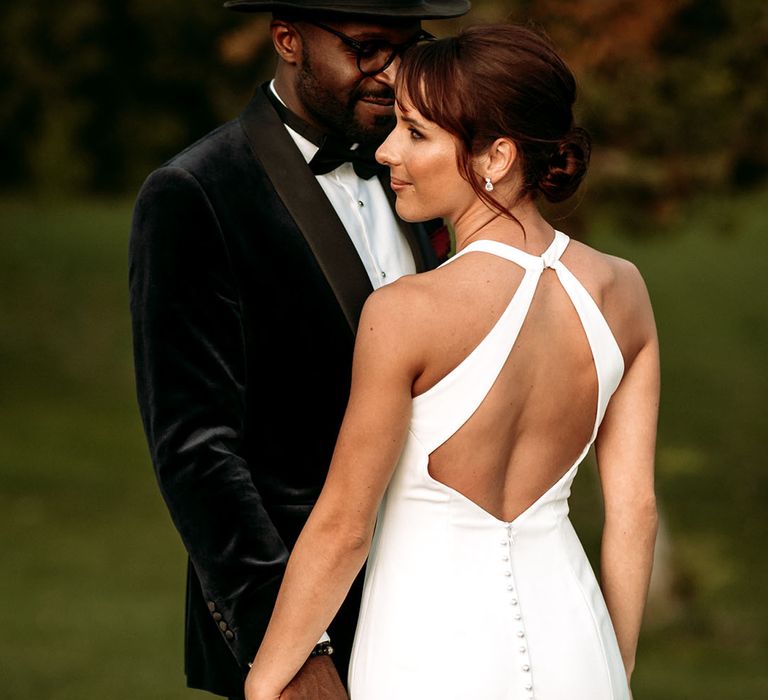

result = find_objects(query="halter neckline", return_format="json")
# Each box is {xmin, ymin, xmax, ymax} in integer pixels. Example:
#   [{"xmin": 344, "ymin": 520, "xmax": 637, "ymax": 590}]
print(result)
[{"xmin": 448, "ymin": 231, "xmax": 570, "ymax": 271}]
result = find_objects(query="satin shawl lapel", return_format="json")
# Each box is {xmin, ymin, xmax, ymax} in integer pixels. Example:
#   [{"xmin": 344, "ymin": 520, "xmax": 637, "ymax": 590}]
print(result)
[
  {"xmin": 377, "ymin": 171, "xmax": 442, "ymax": 272},
  {"xmin": 240, "ymin": 89, "xmax": 372, "ymax": 334}
]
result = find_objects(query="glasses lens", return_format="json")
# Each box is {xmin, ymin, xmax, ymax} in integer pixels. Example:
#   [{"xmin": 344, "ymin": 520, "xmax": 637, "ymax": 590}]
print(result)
[
  {"xmin": 356, "ymin": 33, "xmax": 434, "ymax": 77},
  {"xmin": 357, "ymin": 41, "xmax": 395, "ymax": 75}
]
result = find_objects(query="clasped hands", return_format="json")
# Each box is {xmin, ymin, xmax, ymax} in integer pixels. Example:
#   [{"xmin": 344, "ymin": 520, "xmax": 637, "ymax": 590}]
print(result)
[{"xmin": 245, "ymin": 655, "xmax": 349, "ymax": 700}]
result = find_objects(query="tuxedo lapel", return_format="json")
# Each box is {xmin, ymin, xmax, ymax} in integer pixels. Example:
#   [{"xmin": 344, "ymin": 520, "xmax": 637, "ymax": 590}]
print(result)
[{"xmin": 240, "ymin": 88, "xmax": 372, "ymax": 334}]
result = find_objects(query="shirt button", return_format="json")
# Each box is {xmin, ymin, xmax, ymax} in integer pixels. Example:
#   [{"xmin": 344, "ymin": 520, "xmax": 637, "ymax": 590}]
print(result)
[
  {"xmin": 522, "ymin": 664, "xmax": 530, "ymax": 672},
  {"xmin": 358, "ymin": 200, "xmax": 364, "ymax": 207},
  {"xmin": 381, "ymin": 271, "xmax": 387, "ymax": 279}
]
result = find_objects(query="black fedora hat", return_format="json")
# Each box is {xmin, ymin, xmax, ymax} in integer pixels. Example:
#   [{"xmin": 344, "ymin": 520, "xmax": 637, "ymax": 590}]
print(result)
[{"xmin": 223, "ymin": 0, "xmax": 471, "ymax": 20}]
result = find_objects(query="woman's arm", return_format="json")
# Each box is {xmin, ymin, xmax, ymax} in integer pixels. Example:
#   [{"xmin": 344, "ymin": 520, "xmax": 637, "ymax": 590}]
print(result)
[
  {"xmin": 244, "ymin": 283, "xmax": 424, "ymax": 700},
  {"xmin": 594, "ymin": 265, "xmax": 660, "ymax": 683}
]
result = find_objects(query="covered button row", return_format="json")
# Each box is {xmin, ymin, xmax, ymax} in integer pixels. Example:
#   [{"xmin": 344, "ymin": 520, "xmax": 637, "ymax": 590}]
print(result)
[{"xmin": 500, "ymin": 529, "xmax": 535, "ymax": 699}]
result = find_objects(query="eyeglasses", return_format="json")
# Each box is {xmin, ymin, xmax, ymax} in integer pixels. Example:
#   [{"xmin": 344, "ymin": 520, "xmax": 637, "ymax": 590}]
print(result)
[{"xmin": 307, "ymin": 21, "xmax": 436, "ymax": 77}]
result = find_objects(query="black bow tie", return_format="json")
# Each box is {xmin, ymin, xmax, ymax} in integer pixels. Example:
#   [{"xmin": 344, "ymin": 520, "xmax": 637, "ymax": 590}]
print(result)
[
  {"xmin": 309, "ymin": 139, "xmax": 383, "ymax": 179},
  {"xmin": 265, "ymin": 84, "xmax": 385, "ymax": 180}
]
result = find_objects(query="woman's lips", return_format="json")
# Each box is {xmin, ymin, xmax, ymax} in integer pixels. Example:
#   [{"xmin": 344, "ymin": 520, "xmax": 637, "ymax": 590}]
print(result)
[{"xmin": 390, "ymin": 176, "xmax": 411, "ymax": 192}]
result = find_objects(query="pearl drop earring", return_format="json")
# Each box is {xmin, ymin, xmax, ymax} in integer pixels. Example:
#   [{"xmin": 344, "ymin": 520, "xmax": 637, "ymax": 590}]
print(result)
[{"xmin": 484, "ymin": 177, "xmax": 494, "ymax": 192}]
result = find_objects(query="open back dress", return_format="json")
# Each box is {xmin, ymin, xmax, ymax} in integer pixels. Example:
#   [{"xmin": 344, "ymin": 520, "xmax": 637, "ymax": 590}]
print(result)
[{"xmin": 348, "ymin": 231, "xmax": 630, "ymax": 700}]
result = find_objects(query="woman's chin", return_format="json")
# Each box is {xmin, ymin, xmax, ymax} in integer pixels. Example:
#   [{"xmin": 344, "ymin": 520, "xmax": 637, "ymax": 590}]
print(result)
[{"xmin": 395, "ymin": 200, "xmax": 435, "ymax": 223}]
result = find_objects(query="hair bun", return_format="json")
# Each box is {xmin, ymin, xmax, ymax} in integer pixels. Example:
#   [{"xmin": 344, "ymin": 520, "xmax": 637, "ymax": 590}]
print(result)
[{"xmin": 537, "ymin": 127, "xmax": 591, "ymax": 203}]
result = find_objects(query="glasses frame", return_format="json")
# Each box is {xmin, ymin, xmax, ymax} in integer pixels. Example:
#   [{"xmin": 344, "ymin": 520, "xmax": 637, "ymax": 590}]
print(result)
[{"xmin": 307, "ymin": 21, "xmax": 436, "ymax": 77}]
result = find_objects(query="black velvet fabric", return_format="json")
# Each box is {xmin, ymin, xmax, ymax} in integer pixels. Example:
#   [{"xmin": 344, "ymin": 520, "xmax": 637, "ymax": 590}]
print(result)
[{"xmin": 129, "ymin": 89, "xmax": 440, "ymax": 697}]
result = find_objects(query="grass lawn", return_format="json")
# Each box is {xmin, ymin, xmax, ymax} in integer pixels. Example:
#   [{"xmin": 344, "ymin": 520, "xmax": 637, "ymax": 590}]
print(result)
[{"xmin": 0, "ymin": 189, "xmax": 766, "ymax": 699}]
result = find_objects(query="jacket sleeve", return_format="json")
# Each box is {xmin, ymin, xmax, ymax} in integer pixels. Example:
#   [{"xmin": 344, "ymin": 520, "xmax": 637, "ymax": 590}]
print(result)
[{"xmin": 129, "ymin": 165, "xmax": 287, "ymax": 669}]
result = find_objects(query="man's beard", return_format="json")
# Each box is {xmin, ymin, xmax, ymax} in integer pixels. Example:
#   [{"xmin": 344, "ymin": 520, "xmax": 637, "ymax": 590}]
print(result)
[{"xmin": 295, "ymin": 48, "xmax": 395, "ymax": 146}]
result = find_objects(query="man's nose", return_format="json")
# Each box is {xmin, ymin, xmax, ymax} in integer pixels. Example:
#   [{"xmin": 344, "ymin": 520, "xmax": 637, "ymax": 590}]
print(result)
[{"xmin": 374, "ymin": 55, "xmax": 400, "ymax": 88}]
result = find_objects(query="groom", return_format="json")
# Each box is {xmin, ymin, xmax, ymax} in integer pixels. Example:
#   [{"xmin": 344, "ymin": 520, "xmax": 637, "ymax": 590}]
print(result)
[{"xmin": 129, "ymin": 1, "xmax": 468, "ymax": 698}]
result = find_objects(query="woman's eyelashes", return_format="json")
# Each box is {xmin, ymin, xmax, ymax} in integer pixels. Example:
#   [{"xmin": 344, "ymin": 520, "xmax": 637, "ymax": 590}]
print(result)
[{"xmin": 408, "ymin": 127, "xmax": 424, "ymax": 141}]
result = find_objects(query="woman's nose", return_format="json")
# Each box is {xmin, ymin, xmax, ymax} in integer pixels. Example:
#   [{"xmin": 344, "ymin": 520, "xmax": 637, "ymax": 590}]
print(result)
[{"xmin": 375, "ymin": 131, "xmax": 399, "ymax": 166}]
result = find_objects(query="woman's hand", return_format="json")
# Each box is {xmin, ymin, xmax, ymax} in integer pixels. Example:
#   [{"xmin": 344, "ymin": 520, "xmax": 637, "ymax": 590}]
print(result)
[{"xmin": 244, "ymin": 656, "xmax": 349, "ymax": 700}]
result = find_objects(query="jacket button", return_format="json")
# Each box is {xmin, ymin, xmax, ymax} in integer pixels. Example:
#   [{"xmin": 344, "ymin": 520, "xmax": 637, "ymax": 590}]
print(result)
[
  {"xmin": 219, "ymin": 621, "xmax": 228, "ymax": 632},
  {"xmin": 207, "ymin": 601, "xmax": 216, "ymax": 612},
  {"xmin": 225, "ymin": 630, "xmax": 234, "ymax": 640},
  {"xmin": 213, "ymin": 612, "xmax": 222, "ymax": 621}
]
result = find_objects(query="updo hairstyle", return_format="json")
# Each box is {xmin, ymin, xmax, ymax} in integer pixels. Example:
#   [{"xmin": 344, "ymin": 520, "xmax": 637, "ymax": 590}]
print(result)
[{"xmin": 397, "ymin": 24, "xmax": 591, "ymax": 212}]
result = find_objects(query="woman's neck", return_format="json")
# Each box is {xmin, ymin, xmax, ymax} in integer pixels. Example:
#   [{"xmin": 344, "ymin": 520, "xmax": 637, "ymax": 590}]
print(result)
[{"xmin": 452, "ymin": 197, "xmax": 555, "ymax": 254}]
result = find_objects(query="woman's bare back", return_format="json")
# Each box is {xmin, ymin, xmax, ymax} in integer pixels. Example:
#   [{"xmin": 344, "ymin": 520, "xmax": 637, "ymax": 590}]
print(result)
[{"xmin": 396, "ymin": 235, "xmax": 643, "ymax": 522}]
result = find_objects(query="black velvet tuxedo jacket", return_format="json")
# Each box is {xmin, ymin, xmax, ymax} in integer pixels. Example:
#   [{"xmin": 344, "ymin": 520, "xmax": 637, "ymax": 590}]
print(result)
[{"xmin": 129, "ymin": 85, "xmax": 441, "ymax": 697}]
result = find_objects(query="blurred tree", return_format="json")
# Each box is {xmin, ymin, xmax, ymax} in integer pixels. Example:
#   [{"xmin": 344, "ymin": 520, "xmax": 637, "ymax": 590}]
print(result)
[
  {"xmin": 506, "ymin": 0, "xmax": 768, "ymax": 214},
  {"xmin": 0, "ymin": 0, "xmax": 256, "ymax": 194}
]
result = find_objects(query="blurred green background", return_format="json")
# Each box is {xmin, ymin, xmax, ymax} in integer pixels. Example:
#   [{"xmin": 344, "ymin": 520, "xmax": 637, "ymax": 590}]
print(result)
[{"xmin": 1, "ymin": 1, "xmax": 766, "ymax": 698}]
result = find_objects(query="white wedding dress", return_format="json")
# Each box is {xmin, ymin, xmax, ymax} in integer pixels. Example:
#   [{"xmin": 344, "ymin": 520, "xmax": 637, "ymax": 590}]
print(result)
[{"xmin": 348, "ymin": 231, "xmax": 631, "ymax": 700}]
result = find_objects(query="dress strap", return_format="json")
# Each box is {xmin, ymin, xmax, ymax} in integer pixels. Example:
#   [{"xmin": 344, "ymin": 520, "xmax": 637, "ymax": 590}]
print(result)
[
  {"xmin": 412, "ymin": 233, "xmax": 570, "ymax": 453},
  {"xmin": 443, "ymin": 230, "xmax": 570, "ymax": 272}
]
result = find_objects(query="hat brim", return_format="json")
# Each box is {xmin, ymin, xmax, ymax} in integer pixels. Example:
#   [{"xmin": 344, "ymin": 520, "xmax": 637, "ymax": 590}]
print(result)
[{"xmin": 223, "ymin": 1, "xmax": 471, "ymax": 20}]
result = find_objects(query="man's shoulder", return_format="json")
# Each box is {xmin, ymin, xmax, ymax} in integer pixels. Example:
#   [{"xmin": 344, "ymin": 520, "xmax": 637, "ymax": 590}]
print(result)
[
  {"xmin": 135, "ymin": 109, "xmax": 275, "ymax": 207},
  {"xmin": 163, "ymin": 117, "xmax": 253, "ymax": 178}
]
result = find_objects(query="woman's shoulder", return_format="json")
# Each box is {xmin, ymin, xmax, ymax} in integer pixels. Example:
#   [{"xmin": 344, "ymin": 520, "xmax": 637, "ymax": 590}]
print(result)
[
  {"xmin": 565, "ymin": 237, "xmax": 656, "ymax": 361},
  {"xmin": 356, "ymin": 274, "xmax": 439, "ymax": 376},
  {"xmin": 565, "ymin": 238, "xmax": 650, "ymax": 309},
  {"xmin": 360, "ymin": 272, "xmax": 437, "ymax": 332},
  {"xmin": 367, "ymin": 263, "xmax": 461, "ymax": 323}
]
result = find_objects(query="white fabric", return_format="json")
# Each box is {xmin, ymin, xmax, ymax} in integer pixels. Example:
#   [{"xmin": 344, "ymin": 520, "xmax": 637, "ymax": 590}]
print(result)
[
  {"xmin": 269, "ymin": 81, "xmax": 416, "ymax": 289},
  {"xmin": 349, "ymin": 231, "xmax": 630, "ymax": 700}
]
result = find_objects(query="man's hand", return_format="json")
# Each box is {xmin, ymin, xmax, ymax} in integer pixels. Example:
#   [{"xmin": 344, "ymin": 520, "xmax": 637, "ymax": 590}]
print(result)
[
  {"xmin": 244, "ymin": 656, "xmax": 348, "ymax": 700},
  {"xmin": 282, "ymin": 656, "xmax": 349, "ymax": 700}
]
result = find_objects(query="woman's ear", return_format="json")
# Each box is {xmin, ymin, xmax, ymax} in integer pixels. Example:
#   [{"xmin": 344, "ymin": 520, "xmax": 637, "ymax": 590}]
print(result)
[{"xmin": 479, "ymin": 138, "xmax": 518, "ymax": 186}]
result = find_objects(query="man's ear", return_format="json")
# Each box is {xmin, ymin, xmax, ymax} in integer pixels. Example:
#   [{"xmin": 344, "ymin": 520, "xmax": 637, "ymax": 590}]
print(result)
[{"xmin": 271, "ymin": 20, "xmax": 302, "ymax": 66}]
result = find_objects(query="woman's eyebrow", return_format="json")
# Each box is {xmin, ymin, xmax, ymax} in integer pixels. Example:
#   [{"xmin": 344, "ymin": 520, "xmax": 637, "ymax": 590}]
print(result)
[{"xmin": 400, "ymin": 114, "xmax": 428, "ymax": 129}]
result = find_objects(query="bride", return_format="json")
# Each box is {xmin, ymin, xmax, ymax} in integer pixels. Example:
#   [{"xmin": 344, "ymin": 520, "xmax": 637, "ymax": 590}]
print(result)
[{"xmin": 245, "ymin": 24, "xmax": 658, "ymax": 700}]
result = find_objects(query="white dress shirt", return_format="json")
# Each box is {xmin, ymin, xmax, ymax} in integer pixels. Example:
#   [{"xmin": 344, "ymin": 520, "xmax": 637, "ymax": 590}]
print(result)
[{"xmin": 270, "ymin": 81, "xmax": 416, "ymax": 289}]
